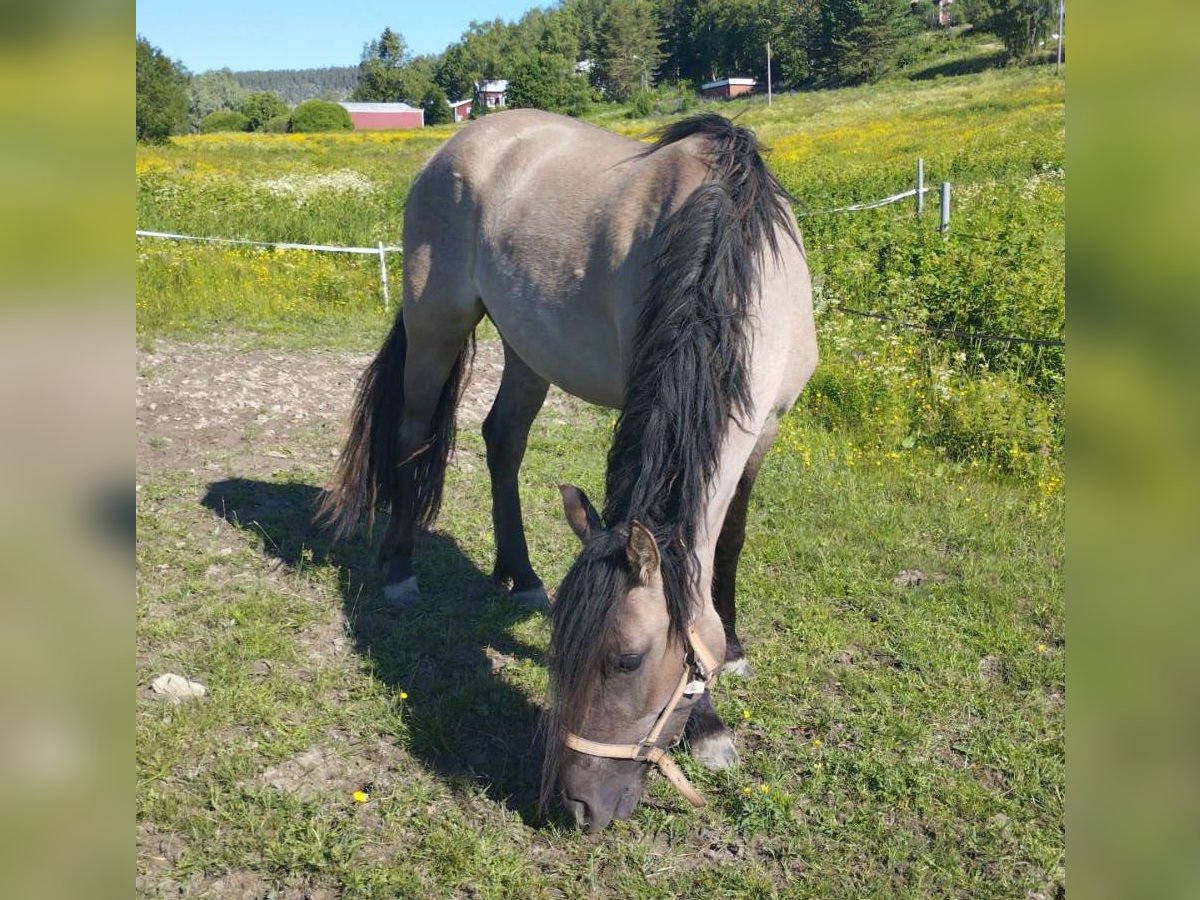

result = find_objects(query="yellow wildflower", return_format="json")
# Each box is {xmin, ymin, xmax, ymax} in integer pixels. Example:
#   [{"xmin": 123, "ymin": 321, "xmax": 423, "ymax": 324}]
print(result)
[
  {"xmin": 741, "ymin": 709, "xmax": 751, "ymax": 720},
  {"xmin": 352, "ymin": 790, "xmax": 369, "ymax": 804},
  {"xmin": 399, "ymin": 690, "xmax": 409, "ymax": 701},
  {"xmin": 759, "ymin": 784, "xmax": 770, "ymax": 794}
]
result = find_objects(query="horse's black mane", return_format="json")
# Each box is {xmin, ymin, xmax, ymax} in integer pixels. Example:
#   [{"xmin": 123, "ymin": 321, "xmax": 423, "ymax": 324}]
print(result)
[
  {"xmin": 604, "ymin": 115, "xmax": 795, "ymax": 637},
  {"xmin": 540, "ymin": 115, "xmax": 796, "ymax": 814}
]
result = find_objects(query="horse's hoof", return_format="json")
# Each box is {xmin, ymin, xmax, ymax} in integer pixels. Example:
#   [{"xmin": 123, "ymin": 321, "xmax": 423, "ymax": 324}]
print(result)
[
  {"xmin": 720, "ymin": 657, "xmax": 755, "ymax": 678},
  {"xmin": 383, "ymin": 575, "xmax": 420, "ymax": 608},
  {"xmin": 691, "ymin": 733, "xmax": 740, "ymax": 770},
  {"xmin": 510, "ymin": 584, "xmax": 550, "ymax": 610}
]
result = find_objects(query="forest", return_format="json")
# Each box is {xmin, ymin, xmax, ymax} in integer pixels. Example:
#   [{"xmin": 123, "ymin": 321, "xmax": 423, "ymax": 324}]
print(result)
[{"xmin": 138, "ymin": 0, "xmax": 1061, "ymax": 139}]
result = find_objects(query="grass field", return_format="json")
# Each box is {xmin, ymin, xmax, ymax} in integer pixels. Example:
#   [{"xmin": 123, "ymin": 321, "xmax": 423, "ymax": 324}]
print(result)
[{"xmin": 137, "ymin": 40, "xmax": 1065, "ymax": 898}]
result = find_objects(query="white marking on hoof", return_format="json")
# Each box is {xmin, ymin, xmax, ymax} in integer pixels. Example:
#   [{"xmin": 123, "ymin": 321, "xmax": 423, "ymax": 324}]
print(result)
[
  {"xmin": 383, "ymin": 576, "xmax": 420, "ymax": 608},
  {"xmin": 691, "ymin": 733, "xmax": 740, "ymax": 770},
  {"xmin": 510, "ymin": 585, "xmax": 550, "ymax": 610},
  {"xmin": 720, "ymin": 657, "xmax": 755, "ymax": 678}
]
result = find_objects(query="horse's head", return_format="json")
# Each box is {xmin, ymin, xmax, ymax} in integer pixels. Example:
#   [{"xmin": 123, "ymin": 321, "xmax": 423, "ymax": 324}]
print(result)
[{"xmin": 541, "ymin": 484, "xmax": 716, "ymax": 832}]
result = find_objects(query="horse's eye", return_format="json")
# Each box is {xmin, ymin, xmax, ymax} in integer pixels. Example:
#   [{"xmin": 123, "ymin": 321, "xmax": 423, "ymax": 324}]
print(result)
[{"xmin": 616, "ymin": 653, "xmax": 643, "ymax": 673}]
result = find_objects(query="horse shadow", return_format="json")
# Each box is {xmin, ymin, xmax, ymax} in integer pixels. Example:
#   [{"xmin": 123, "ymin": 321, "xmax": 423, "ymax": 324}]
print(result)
[{"xmin": 201, "ymin": 477, "xmax": 548, "ymax": 825}]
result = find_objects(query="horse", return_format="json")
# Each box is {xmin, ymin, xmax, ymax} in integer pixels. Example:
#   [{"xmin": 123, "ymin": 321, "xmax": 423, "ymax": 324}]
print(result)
[{"xmin": 320, "ymin": 110, "xmax": 817, "ymax": 832}]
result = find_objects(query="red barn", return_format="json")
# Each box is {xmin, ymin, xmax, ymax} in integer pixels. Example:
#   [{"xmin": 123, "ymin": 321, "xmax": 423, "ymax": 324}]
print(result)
[
  {"xmin": 338, "ymin": 102, "xmax": 424, "ymax": 131},
  {"xmin": 448, "ymin": 98, "xmax": 473, "ymax": 123},
  {"xmin": 699, "ymin": 77, "xmax": 757, "ymax": 100}
]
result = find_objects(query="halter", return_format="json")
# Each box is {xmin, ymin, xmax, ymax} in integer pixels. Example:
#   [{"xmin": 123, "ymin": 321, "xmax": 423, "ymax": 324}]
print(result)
[{"xmin": 563, "ymin": 623, "xmax": 723, "ymax": 807}]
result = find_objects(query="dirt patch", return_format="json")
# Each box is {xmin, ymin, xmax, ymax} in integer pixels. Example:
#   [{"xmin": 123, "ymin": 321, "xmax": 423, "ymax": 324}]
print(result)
[
  {"xmin": 137, "ymin": 338, "xmax": 586, "ymax": 480},
  {"xmin": 253, "ymin": 736, "xmax": 408, "ymax": 802}
]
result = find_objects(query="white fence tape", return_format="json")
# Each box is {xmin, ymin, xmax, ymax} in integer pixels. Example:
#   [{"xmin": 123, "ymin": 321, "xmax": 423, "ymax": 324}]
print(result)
[
  {"xmin": 804, "ymin": 185, "xmax": 937, "ymax": 216},
  {"xmin": 135, "ymin": 229, "xmax": 402, "ymax": 255},
  {"xmin": 136, "ymin": 229, "xmax": 403, "ymax": 309},
  {"xmin": 136, "ymin": 174, "xmax": 942, "ymax": 311}
]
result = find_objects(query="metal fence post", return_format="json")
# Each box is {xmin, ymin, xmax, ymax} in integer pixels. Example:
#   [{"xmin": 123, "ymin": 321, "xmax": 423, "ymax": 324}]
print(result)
[
  {"xmin": 917, "ymin": 158, "xmax": 925, "ymax": 217},
  {"xmin": 939, "ymin": 182, "xmax": 951, "ymax": 236},
  {"xmin": 378, "ymin": 241, "xmax": 390, "ymax": 311}
]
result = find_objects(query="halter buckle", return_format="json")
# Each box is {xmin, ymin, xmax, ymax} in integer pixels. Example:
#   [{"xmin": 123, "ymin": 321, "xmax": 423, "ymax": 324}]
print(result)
[{"xmin": 633, "ymin": 740, "xmax": 658, "ymax": 763}]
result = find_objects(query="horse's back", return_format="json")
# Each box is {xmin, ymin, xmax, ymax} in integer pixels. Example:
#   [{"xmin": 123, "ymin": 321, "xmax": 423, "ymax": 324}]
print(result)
[{"xmin": 402, "ymin": 111, "xmax": 813, "ymax": 412}]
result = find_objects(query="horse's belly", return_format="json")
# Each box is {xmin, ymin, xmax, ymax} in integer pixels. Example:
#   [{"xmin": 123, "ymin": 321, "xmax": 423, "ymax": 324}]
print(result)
[{"xmin": 488, "ymin": 303, "xmax": 627, "ymax": 410}]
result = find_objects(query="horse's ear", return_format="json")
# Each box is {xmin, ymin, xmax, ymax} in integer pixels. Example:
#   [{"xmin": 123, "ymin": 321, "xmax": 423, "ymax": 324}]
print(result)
[
  {"xmin": 560, "ymin": 484, "xmax": 603, "ymax": 544},
  {"xmin": 626, "ymin": 521, "xmax": 661, "ymax": 585}
]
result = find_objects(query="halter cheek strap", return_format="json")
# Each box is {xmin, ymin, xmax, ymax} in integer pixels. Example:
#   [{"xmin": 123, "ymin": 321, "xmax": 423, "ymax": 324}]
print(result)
[{"xmin": 563, "ymin": 624, "xmax": 722, "ymax": 808}]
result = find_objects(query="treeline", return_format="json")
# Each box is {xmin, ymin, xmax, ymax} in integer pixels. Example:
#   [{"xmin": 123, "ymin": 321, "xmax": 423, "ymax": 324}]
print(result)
[
  {"xmin": 231, "ymin": 67, "xmax": 358, "ymax": 105},
  {"xmin": 350, "ymin": 0, "xmax": 928, "ymax": 114},
  {"xmin": 136, "ymin": 37, "xmax": 356, "ymax": 141},
  {"xmin": 137, "ymin": 0, "xmax": 1060, "ymax": 140},
  {"xmin": 347, "ymin": 0, "xmax": 1055, "ymax": 113}
]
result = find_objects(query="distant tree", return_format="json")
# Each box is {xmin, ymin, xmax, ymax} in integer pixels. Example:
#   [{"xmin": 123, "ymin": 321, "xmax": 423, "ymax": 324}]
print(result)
[
  {"xmin": 263, "ymin": 113, "xmax": 291, "ymax": 133},
  {"xmin": 353, "ymin": 27, "xmax": 411, "ymax": 101},
  {"xmin": 985, "ymin": 0, "xmax": 1053, "ymax": 60},
  {"xmin": 240, "ymin": 91, "xmax": 288, "ymax": 131},
  {"xmin": 434, "ymin": 43, "xmax": 477, "ymax": 101},
  {"xmin": 953, "ymin": 0, "xmax": 992, "ymax": 26},
  {"xmin": 507, "ymin": 53, "xmax": 577, "ymax": 110},
  {"xmin": 136, "ymin": 36, "xmax": 189, "ymax": 142},
  {"xmin": 200, "ymin": 110, "xmax": 251, "ymax": 133},
  {"xmin": 288, "ymin": 99, "xmax": 352, "ymax": 132},
  {"xmin": 189, "ymin": 69, "xmax": 244, "ymax": 133},
  {"xmin": 812, "ymin": 0, "xmax": 916, "ymax": 86},
  {"xmin": 421, "ymin": 85, "xmax": 453, "ymax": 125},
  {"xmin": 560, "ymin": 0, "xmax": 608, "ymax": 62},
  {"xmin": 399, "ymin": 56, "xmax": 440, "ymax": 106},
  {"xmin": 595, "ymin": 0, "xmax": 663, "ymax": 101},
  {"xmin": 233, "ymin": 66, "xmax": 357, "ymax": 105}
]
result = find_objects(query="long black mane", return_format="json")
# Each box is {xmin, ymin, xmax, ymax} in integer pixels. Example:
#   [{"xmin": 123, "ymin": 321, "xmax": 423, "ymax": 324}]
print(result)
[
  {"xmin": 603, "ymin": 115, "xmax": 795, "ymax": 638},
  {"xmin": 541, "ymin": 116, "xmax": 796, "ymax": 813}
]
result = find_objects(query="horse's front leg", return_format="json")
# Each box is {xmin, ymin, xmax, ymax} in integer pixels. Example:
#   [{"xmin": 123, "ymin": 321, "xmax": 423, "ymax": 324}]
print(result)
[
  {"xmin": 711, "ymin": 419, "xmax": 779, "ymax": 676},
  {"xmin": 685, "ymin": 692, "xmax": 740, "ymax": 769},
  {"xmin": 482, "ymin": 341, "xmax": 550, "ymax": 608}
]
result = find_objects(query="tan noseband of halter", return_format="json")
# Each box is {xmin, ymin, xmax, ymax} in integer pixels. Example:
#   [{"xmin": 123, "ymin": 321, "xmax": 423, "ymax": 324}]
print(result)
[{"xmin": 563, "ymin": 623, "xmax": 723, "ymax": 808}]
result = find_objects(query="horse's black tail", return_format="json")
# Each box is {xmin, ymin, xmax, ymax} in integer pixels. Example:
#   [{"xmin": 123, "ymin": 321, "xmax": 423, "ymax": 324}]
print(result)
[{"xmin": 318, "ymin": 314, "xmax": 473, "ymax": 551}]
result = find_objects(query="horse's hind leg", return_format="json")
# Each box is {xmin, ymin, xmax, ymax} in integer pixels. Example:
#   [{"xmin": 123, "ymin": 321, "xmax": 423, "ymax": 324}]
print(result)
[
  {"xmin": 379, "ymin": 306, "xmax": 481, "ymax": 606},
  {"xmin": 713, "ymin": 418, "xmax": 780, "ymax": 676},
  {"xmin": 483, "ymin": 341, "xmax": 550, "ymax": 608}
]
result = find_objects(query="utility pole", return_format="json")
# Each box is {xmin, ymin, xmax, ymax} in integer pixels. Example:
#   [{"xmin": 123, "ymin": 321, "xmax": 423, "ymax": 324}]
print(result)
[
  {"xmin": 1056, "ymin": 1, "xmax": 1065, "ymax": 74},
  {"xmin": 766, "ymin": 40, "xmax": 772, "ymax": 106}
]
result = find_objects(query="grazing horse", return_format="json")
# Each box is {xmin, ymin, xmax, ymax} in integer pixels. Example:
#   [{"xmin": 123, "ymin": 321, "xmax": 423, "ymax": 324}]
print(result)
[{"xmin": 321, "ymin": 110, "xmax": 817, "ymax": 832}]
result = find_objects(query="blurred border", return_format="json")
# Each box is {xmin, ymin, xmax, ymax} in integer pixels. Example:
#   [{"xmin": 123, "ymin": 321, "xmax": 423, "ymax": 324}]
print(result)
[
  {"xmin": 1071, "ymin": 1, "xmax": 1200, "ymax": 897},
  {"xmin": 0, "ymin": 1, "xmax": 130, "ymax": 897}
]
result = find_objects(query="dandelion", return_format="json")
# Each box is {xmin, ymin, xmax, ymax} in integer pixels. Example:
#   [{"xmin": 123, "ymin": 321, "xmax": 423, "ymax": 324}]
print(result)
[
  {"xmin": 352, "ymin": 790, "xmax": 369, "ymax": 804},
  {"xmin": 742, "ymin": 786, "xmax": 753, "ymax": 796},
  {"xmin": 399, "ymin": 690, "xmax": 409, "ymax": 701},
  {"xmin": 812, "ymin": 738, "xmax": 823, "ymax": 748},
  {"xmin": 759, "ymin": 784, "xmax": 770, "ymax": 794},
  {"xmin": 741, "ymin": 709, "xmax": 751, "ymax": 720},
  {"xmin": 1037, "ymin": 643, "xmax": 1048, "ymax": 654}
]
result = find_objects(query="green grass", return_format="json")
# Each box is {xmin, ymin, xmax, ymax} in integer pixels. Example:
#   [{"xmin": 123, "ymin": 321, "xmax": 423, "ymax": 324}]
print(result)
[
  {"xmin": 136, "ymin": 45, "xmax": 1064, "ymax": 897},
  {"xmin": 137, "ymin": 403, "xmax": 1063, "ymax": 897}
]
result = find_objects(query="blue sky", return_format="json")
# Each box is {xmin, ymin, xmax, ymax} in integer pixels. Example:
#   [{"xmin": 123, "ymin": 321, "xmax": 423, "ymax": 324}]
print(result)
[{"xmin": 135, "ymin": 0, "xmax": 540, "ymax": 72}]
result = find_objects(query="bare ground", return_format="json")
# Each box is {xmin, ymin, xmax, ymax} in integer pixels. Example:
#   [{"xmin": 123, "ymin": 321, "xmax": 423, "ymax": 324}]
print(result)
[
  {"xmin": 136, "ymin": 337, "xmax": 586, "ymax": 481},
  {"xmin": 136, "ymin": 338, "xmax": 594, "ymax": 897}
]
